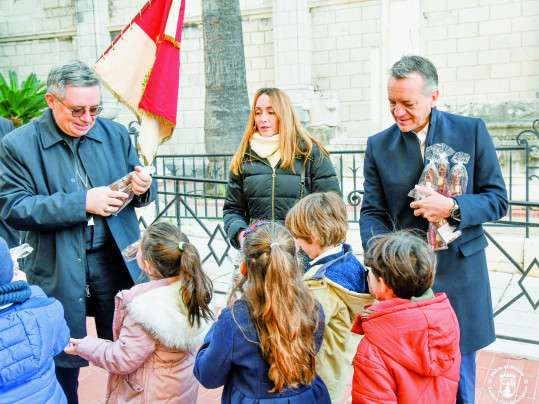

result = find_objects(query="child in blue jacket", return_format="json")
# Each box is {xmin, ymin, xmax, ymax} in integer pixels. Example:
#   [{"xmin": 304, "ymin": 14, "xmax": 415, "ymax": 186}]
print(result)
[
  {"xmin": 0, "ymin": 237, "xmax": 70, "ymax": 403},
  {"xmin": 194, "ymin": 222, "xmax": 330, "ymax": 403},
  {"xmin": 286, "ymin": 192, "xmax": 373, "ymax": 403}
]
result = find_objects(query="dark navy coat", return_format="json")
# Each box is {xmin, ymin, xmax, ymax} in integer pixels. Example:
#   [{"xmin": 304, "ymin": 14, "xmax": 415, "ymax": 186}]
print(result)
[
  {"xmin": 360, "ymin": 107, "xmax": 508, "ymax": 355},
  {"xmin": 194, "ymin": 300, "xmax": 331, "ymax": 403},
  {"xmin": 0, "ymin": 285, "xmax": 70, "ymax": 403},
  {"xmin": 0, "ymin": 109, "xmax": 157, "ymax": 367},
  {"xmin": 0, "ymin": 117, "xmax": 19, "ymax": 247}
]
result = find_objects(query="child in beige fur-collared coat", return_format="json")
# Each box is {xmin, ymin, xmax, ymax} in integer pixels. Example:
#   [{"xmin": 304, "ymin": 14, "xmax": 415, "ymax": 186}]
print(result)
[{"xmin": 64, "ymin": 222, "xmax": 214, "ymax": 403}]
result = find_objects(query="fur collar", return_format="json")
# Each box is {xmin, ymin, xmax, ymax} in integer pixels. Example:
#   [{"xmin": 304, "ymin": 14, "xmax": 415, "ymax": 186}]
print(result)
[{"xmin": 127, "ymin": 281, "xmax": 212, "ymax": 351}]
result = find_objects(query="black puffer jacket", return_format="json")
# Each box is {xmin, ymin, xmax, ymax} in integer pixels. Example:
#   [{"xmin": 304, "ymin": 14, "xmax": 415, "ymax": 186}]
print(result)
[{"xmin": 223, "ymin": 144, "xmax": 341, "ymax": 249}]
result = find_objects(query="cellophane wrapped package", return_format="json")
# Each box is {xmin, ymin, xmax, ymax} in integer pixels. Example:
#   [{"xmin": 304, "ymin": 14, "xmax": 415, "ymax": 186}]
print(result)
[
  {"xmin": 9, "ymin": 243, "xmax": 33, "ymax": 271},
  {"xmin": 108, "ymin": 165, "xmax": 156, "ymax": 215},
  {"xmin": 408, "ymin": 188, "xmax": 448, "ymax": 251},
  {"xmin": 121, "ymin": 240, "xmax": 140, "ymax": 262},
  {"xmin": 410, "ymin": 143, "xmax": 461, "ymax": 250},
  {"xmin": 435, "ymin": 144, "xmax": 455, "ymax": 196},
  {"xmin": 448, "ymin": 152, "xmax": 470, "ymax": 197},
  {"xmin": 418, "ymin": 145, "xmax": 440, "ymax": 192}
]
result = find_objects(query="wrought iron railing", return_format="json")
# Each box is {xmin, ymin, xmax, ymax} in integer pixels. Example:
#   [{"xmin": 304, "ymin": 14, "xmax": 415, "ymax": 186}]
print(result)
[{"xmin": 130, "ymin": 119, "xmax": 539, "ymax": 345}]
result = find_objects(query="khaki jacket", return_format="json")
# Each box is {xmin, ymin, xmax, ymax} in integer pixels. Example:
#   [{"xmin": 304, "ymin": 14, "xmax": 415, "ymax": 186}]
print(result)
[
  {"xmin": 304, "ymin": 262, "xmax": 375, "ymax": 404},
  {"xmin": 76, "ymin": 278, "xmax": 212, "ymax": 403}
]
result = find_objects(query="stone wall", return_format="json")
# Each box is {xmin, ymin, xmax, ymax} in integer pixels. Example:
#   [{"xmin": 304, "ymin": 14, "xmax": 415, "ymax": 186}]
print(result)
[{"xmin": 0, "ymin": 0, "xmax": 537, "ymax": 154}]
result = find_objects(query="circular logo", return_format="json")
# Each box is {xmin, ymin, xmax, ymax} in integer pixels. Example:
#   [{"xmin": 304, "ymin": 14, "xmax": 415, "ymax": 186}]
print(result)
[{"xmin": 487, "ymin": 364, "xmax": 529, "ymax": 403}]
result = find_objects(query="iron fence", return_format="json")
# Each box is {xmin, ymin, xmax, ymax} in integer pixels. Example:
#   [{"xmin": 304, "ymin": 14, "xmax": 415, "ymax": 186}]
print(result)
[{"xmin": 130, "ymin": 119, "xmax": 539, "ymax": 345}]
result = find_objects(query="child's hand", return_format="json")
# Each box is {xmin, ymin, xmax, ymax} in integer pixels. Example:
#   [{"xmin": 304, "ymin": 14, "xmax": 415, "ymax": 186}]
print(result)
[
  {"xmin": 64, "ymin": 338, "xmax": 82, "ymax": 355},
  {"xmin": 11, "ymin": 269, "xmax": 27, "ymax": 282}
]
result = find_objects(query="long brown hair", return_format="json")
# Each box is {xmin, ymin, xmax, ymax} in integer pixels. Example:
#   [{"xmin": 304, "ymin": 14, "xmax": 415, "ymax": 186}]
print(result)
[
  {"xmin": 140, "ymin": 222, "xmax": 214, "ymax": 327},
  {"xmin": 231, "ymin": 222, "xmax": 320, "ymax": 393},
  {"xmin": 229, "ymin": 87, "xmax": 329, "ymax": 175}
]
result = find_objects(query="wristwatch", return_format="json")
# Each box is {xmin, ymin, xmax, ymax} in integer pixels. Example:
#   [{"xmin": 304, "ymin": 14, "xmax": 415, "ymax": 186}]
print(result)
[{"xmin": 449, "ymin": 198, "xmax": 461, "ymax": 221}]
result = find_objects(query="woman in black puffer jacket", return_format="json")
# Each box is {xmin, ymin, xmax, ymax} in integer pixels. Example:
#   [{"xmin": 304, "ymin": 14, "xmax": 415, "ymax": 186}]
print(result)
[{"xmin": 223, "ymin": 88, "xmax": 341, "ymax": 250}]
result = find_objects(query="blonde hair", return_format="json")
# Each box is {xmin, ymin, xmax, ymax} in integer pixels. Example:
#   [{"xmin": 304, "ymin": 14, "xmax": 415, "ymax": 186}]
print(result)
[
  {"xmin": 140, "ymin": 222, "xmax": 214, "ymax": 327},
  {"xmin": 229, "ymin": 88, "xmax": 329, "ymax": 175},
  {"xmin": 286, "ymin": 192, "xmax": 347, "ymax": 248},
  {"xmin": 231, "ymin": 223, "xmax": 320, "ymax": 393}
]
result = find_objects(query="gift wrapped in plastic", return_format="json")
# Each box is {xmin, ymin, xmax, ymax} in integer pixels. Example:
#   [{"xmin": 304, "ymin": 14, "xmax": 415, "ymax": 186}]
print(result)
[
  {"xmin": 415, "ymin": 144, "xmax": 461, "ymax": 250},
  {"xmin": 418, "ymin": 145, "xmax": 440, "ymax": 191},
  {"xmin": 414, "ymin": 145, "xmax": 448, "ymax": 250},
  {"xmin": 121, "ymin": 239, "xmax": 140, "ymax": 262},
  {"xmin": 9, "ymin": 243, "xmax": 33, "ymax": 271},
  {"xmin": 435, "ymin": 144, "xmax": 455, "ymax": 196},
  {"xmin": 448, "ymin": 152, "xmax": 470, "ymax": 197},
  {"xmin": 108, "ymin": 166, "xmax": 156, "ymax": 215},
  {"xmin": 408, "ymin": 188, "xmax": 448, "ymax": 251}
]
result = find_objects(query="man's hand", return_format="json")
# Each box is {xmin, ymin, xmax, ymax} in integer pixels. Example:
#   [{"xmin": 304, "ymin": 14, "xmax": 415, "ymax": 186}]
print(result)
[
  {"xmin": 410, "ymin": 185, "xmax": 454, "ymax": 222},
  {"xmin": 131, "ymin": 166, "xmax": 153, "ymax": 196},
  {"xmin": 86, "ymin": 186, "xmax": 129, "ymax": 216},
  {"xmin": 64, "ymin": 338, "xmax": 82, "ymax": 355}
]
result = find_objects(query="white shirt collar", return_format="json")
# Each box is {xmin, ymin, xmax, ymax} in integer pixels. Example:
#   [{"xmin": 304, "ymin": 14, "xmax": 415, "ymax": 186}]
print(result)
[{"xmin": 413, "ymin": 123, "xmax": 429, "ymax": 160}]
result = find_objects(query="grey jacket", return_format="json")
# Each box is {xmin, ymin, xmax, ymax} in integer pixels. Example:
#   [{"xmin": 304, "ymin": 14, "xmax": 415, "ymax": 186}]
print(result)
[{"xmin": 0, "ymin": 109, "xmax": 157, "ymax": 367}]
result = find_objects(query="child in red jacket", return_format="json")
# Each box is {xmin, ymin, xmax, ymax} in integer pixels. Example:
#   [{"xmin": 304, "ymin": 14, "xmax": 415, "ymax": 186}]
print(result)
[{"xmin": 352, "ymin": 230, "xmax": 461, "ymax": 404}]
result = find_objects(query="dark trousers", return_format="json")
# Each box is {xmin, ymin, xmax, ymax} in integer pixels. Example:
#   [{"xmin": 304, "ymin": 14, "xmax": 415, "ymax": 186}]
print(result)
[
  {"xmin": 456, "ymin": 351, "xmax": 476, "ymax": 404},
  {"xmin": 55, "ymin": 367, "xmax": 80, "ymax": 404},
  {"xmin": 56, "ymin": 244, "xmax": 133, "ymax": 404},
  {"xmin": 85, "ymin": 245, "xmax": 134, "ymax": 340}
]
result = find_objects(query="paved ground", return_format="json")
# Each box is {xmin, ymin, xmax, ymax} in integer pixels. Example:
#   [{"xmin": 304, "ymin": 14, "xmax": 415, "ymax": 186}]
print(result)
[{"xmin": 77, "ymin": 233, "xmax": 539, "ymax": 403}]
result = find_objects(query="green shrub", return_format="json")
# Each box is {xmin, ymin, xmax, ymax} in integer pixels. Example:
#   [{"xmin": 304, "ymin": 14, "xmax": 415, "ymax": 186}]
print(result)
[{"xmin": 0, "ymin": 71, "xmax": 48, "ymax": 127}]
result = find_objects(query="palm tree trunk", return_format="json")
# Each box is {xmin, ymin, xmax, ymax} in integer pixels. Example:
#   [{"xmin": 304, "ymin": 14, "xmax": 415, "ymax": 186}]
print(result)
[{"xmin": 202, "ymin": 0, "xmax": 250, "ymax": 156}]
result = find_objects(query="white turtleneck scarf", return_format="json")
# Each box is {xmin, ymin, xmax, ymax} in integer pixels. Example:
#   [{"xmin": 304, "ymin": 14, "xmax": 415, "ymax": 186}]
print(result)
[{"xmin": 250, "ymin": 133, "xmax": 282, "ymax": 168}]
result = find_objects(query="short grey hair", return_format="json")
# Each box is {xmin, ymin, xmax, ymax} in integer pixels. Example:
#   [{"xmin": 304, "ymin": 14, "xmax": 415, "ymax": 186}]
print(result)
[
  {"xmin": 47, "ymin": 60, "xmax": 101, "ymax": 99},
  {"xmin": 389, "ymin": 55, "xmax": 438, "ymax": 96}
]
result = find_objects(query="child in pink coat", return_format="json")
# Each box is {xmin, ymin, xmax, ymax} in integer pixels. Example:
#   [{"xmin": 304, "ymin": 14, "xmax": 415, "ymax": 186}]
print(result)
[{"xmin": 65, "ymin": 222, "xmax": 213, "ymax": 403}]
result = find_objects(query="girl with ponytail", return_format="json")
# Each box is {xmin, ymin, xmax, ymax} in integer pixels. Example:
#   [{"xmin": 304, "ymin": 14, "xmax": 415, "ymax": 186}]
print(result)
[
  {"xmin": 194, "ymin": 221, "xmax": 331, "ymax": 403},
  {"xmin": 65, "ymin": 222, "xmax": 213, "ymax": 403}
]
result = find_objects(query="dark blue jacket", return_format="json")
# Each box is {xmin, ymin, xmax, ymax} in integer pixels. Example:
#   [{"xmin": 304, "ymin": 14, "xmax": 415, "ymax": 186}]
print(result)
[
  {"xmin": 0, "ymin": 109, "xmax": 157, "ymax": 367},
  {"xmin": 0, "ymin": 285, "xmax": 70, "ymax": 403},
  {"xmin": 194, "ymin": 299, "xmax": 331, "ymax": 403},
  {"xmin": 360, "ymin": 107, "xmax": 508, "ymax": 354}
]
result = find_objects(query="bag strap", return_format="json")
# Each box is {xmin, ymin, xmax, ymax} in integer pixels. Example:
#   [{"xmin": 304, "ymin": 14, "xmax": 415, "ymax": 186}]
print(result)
[{"xmin": 300, "ymin": 163, "xmax": 306, "ymax": 199}]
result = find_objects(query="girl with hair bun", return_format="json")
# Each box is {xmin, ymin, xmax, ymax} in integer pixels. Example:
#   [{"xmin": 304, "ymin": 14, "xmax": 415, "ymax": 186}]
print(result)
[
  {"xmin": 65, "ymin": 222, "xmax": 213, "ymax": 403},
  {"xmin": 194, "ymin": 221, "xmax": 331, "ymax": 403}
]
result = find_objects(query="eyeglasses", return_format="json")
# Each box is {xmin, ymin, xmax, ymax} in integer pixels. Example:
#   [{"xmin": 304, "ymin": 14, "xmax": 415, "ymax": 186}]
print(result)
[{"xmin": 53, "ymin": 95, "xmax": 103, "ymax": 117}]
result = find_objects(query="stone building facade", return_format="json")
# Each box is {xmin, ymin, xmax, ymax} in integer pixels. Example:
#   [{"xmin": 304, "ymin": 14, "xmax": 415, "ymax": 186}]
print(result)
[{"xmin": 0, "ymin": 0, "xmax": 538, "ymax": 154}]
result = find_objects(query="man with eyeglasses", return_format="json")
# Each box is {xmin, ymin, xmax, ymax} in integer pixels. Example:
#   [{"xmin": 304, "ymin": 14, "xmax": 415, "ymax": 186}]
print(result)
[{"xmin": 0, "ymin": 60, "xmax": 157, "ymax": 403}]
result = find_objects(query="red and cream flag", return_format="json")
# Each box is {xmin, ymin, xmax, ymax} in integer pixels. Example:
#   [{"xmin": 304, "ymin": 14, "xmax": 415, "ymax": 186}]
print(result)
[{"xmin": 93, "ymin": 0, "xmax": 186, "ymax": 165}]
